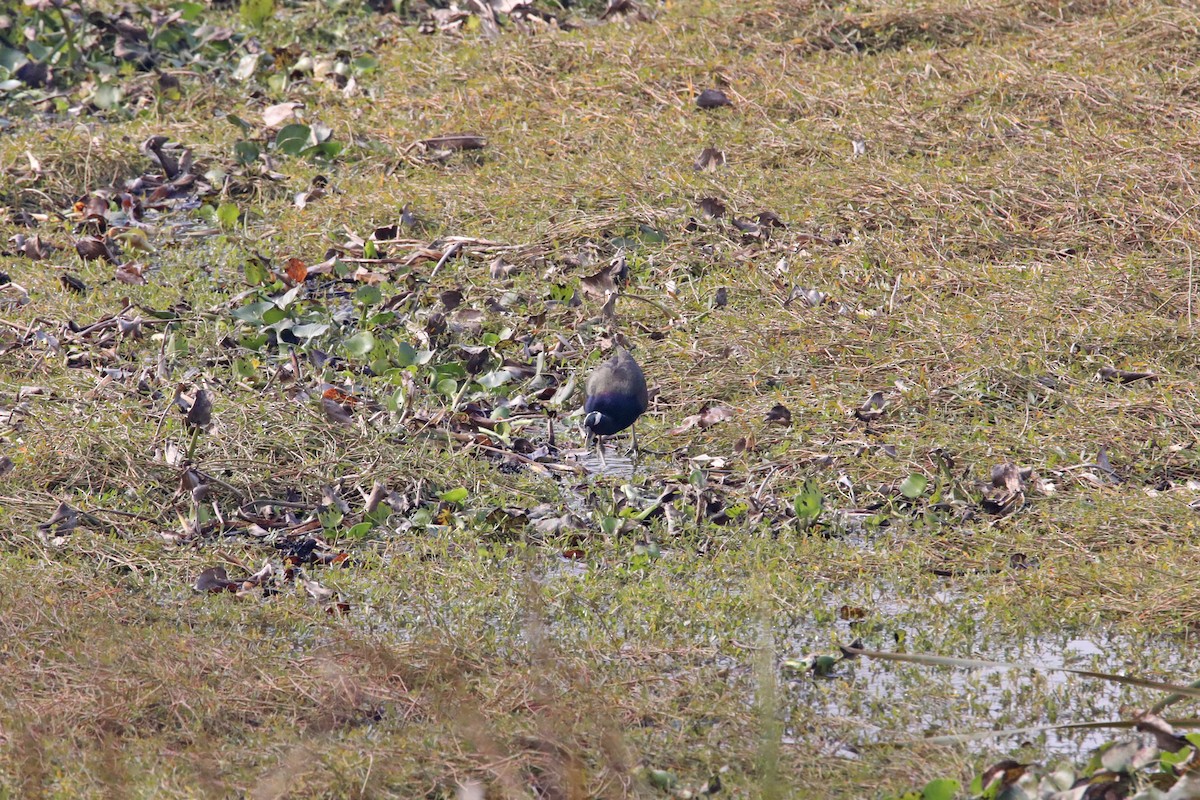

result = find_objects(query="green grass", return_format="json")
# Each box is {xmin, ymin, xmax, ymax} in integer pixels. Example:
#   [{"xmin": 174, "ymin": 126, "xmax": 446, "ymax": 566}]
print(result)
[{"xmin": 4, "ymin": 0, "xmax": 1200, "ymax": 796}]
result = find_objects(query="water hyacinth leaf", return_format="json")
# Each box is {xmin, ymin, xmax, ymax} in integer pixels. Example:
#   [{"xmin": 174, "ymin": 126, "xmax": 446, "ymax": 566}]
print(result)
[
  {"xmin": 345, "ymin": 521, "xmax": 374, "ymax": 539},
  {"xmin": 231, "ymin": 299, "xmax": 274, "ymax": 326},
  {"xmin": 436, "ymin": 377, "xmax": 458, "ymax": 397},
  {"xmin": 301, "ymin": 141, "xmax": 344, "ymax": 161},
  {"xmin": 440, "ymin": 487, "xmax": 468, "ymax": 504},
  {"xmin": 234, "ymin": 140, "xmax": 260, "ymax": 165},
  {"xmin": 355, "ymin": 285, "xmax": 383, "ymax": 306},
  {"xmin": 275, "ymin": 124, "xmax": 311, "ymax": 156},
  {"xmin": 352, "ymin": 55, "xmax": 379, "ymax": 74},
  {"xmin": 793, "ymin": 481, "xmax": 823, "ymax": 522},
  {"xmin": 291, "ymin": 322, "xmax": 329, "ymax": 340},
  {"xmin": 921, "ymin": 779, "xmax": 960, "ymax": 800},
  {"xmin": 94, "ymin": 82, "xmax": 123, "ymax": 110},
  {"xmin": 217, "ymin": 202, "xmax": 240, "ymax": 229},
  {"xmin": 899, "ymin": 473, "xmax": 928, "ymax": 500},
  {"xmin": 393, "ymin": 342, "xmax": 418, "ymax": 366},
  {"xmin": 240, "ymin": 0, "xmax": 275, "ymax": 28},
  {"xmin": 477, "ymin": 369, "xmax": 513, "ymax": 389},
  {"xmin": 344, "ymin": 331, "xmax": 375, "ymax": 357}
]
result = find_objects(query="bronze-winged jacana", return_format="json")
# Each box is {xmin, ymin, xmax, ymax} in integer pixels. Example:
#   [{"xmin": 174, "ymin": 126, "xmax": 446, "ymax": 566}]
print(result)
[{"xmin": 583, "ymin": 347, "xmax": 648, "ymax": 463}]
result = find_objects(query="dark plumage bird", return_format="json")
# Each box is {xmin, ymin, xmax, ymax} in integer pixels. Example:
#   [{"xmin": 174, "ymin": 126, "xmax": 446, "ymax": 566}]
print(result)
[{"xmin": 584, "ymin": 347, "xmax": 648, "ymax": 457}]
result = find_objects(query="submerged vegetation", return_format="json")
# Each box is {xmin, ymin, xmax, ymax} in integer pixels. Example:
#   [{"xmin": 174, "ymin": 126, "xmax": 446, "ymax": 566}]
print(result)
[{"xmin": 3, "ymin": 0, "xmax": 1200, "ymax": 796}]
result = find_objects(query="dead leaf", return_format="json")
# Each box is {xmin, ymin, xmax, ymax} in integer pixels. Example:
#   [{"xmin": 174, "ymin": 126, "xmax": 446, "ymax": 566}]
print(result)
[
  {"xmin": 490, "ymin": 257, "xmax": 518, "ymax": 280},
  {"xmin": 1134, "ymin": 712, "xmax": 1190, "ymax": 754},
  {"xmin": 1097, "ymin": 366, "xmax": 1157, "ymax": 384},
  {"xmin": 696, "ymin": 88, "xmax": 731, "ymax": 109},
  {"xmin": 694, "ymin": 147, "xmax": 726, "ymax": 171},
  {"xmin": 991, "ymin": 462, "xmax": 1028, "ymax": 492},
  {"xmin": 0, "ymin": 456, "xmax": 12, "ymax": 478},
  {"xmin": 755, "ymin": 211, "xmax": 787, "ymax": 229},
  {"xmin": 114, "ymin": 262, "xmax": 146, "ymax": 285},
  {"xmin": 195, "ymin": 566, "xmax": 236, "ymax": 593},
  {"xmin": 12, "ymin": 234, "xmax": 54, "ymax": 259},
  {"xmin": 263, "ymin": 101, "xmax": 302, "ymax": 128},
  {"xmin": 75, "ymin": 236, "xmax": 115, "ymax": 263},
  {"xmin": 420, "ymin": 133, "xmax": 487, "ymax": 151},
  {"xmin": 765, "ymin": 404, "xmax": 792, "ymax": 425},
  {"xmin": 698, "ymin": 197, "xmax": 726, "ymax": 219},
  {"xmin": 670, "ymin": 405, "xmax": 734, "ymax": 434},
  {"xmin": 854, "ymin": 391, "xmax": 887, "ymax": 421},
  {"xmin": 185, "ymin": 389, "xmax": 213, "ymax": 430},
  {"xmin": 284, "ymin": 257, "xmax": 308, "ymax": 284},
  {"xmin": 59, "ymin": 274, "xmax": 87, "ymax": 294},
  {"xmin": 980, "ymin": 761, "xmax": 1029, "ymax": 794},
  {"xmin": 39, "ymin": 501, "xmax": 80, "ymax": 535},
  {"xmin": 321, "ymin": 396, "xmax": 355, "ymax": 427}
]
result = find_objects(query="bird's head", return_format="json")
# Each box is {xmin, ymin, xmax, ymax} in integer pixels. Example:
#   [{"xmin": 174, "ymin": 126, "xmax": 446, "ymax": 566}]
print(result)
[{"xmin": 583, "ymin": 411, "xmax": 605, "ymax": 433}]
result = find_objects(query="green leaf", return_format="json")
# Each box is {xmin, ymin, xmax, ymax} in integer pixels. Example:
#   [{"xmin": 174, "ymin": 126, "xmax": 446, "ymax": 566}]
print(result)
[
  {"xmin": 899, "ymin": 473, "xmax": 929, "ymax": 500},
  {"xmin": 344, "ymin": 521, "xmax": 375, "ymax": 540},
  {"xmin": 440, "ymin": 487, "xmax": 468, "ymax": 504},
  {"xmin": 234, "ymin": 140, "xmax": 260, "ymax": 166},
  {"xmin": 436, "ymin": 378, "xmax": 458, "ymax": 397},
  {"xmin": 354, "ymin": 285, "xmax": 383, "ymax": 306},
  {"xmin": 351, "ymin": 54, "xmax": 379, "ymax": 74},
  {"xmin": 344, "ymin": 331, "xmax": 376, "ymax": 358},
  {"xmin": 94, "ymin": 83, "xmax": 123, "ymax": 110},
  {"xmin": 260, "ymin": 306, "xmax": 286, "ymax": 326},
  {"xmin": 921, "ymin": 778, "xmax": 961, "ymax": 800},
  {"xmin": 231, "ymin": 301, "xmax": 273, "ymax": 325},
  {"xmin": 226, "ymin": 113, "xmax": 253, "ymax": 134},
  {"xmin": 243, "ymin": 256, "xmax": 271, "ymax": 285},
  {"xmin": 232, "ymin": 357, "xmax": 257, "ymax": 378},
  {"xmin": 177, "ymin": 1, "xmax": 205, "ymax": 21},
  {"xmin": 217, "ymin": 202, "xmax": 240, "ymax": 229},
  {"xmin": 793, "ymin": 480, "xmax": 823, "ymax": 522},
  {"xmin": 645, "ymin": 769, "xmax": 676, "ymax": 790},
  {"xmin": 318, "ymin": 506, "xmax": 343, "ymax": 531},
  {"xmin": 291, "ymin": 322, "xmax": 329, "ymax": 340},
  {"xmin": 393, "ymin": 342, "xmax": 418, "ymax": 367},
  {"xmin": 299, "ymin": 141, "xmax": 343, "ymax": 161},
  {"xmin": 240, "ymin": 0, "xmax": 274, "ymax": 28},
  {"xmin": 275, "ymin": 124, "xmax": 311, "ymax": 156}
]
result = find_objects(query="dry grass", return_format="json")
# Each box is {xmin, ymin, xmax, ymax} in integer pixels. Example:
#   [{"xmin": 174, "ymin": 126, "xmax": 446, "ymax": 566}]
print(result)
[{"xmin": 4, "ymin": 0, "xmax": 1200, "ymax": 796}]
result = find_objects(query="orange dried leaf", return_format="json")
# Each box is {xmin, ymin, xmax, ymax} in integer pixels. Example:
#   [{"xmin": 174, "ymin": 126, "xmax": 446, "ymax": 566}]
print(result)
[{"xmin": 285, "ymin": 257, "xmax": 308, "ymax": 283}]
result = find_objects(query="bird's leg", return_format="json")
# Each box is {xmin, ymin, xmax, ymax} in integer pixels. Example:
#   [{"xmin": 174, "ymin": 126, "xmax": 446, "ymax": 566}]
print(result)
[{"xmin": 594, "ymin": 433, "xmax": 607, "ymax": 468}]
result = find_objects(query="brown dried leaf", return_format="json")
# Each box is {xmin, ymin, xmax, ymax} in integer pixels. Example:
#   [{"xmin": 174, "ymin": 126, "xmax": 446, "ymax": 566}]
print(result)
[
  {"xmin": 698, "ymin": 196, "xmax": 726, "ymax": 219},
  {"xmin": 185, "ymin": 389, "xmax": 213, "ymax": 430},
  {"xmin": 854, "ymin": 391, "xmax": 887, "ymax": 421},
  {"xmin": 284, "ymin": 257, "xmax": 308, "ymax": 284},
  {"xmin": 696, "ymin": 88, "xmax": 731, "ymax": 109},
  {"xmin": 765, "ymin": 404, "xmax": 792, "ymax": 425},
  {"xmin": 75, "ymin": 236, "xmax": 115, "ymax": 263},
  {"xmin": 321, "ymin": 396, "xmax": 355, "ymax": 427},
  {"xmin": 59, "ymin": 274, "xmax": 87, "ymax": 294},
  {"xmin": 694, "ymin": 147, "xmax": 726, "ymax": 171},
  {"xmin": 670, "ymin": 405, "xmax": 734, "ymax": 434},
  {"xmin": 1097, "ymin": 366, "xmax": 1157, "ymax": 384},
  {"xmin": 195, "ymin": 566, "xmax": 235, "ymax": 593},
  {"xmin": 39, "ymin": 501, "xmax": 79, "ymax": 535},
  {"xmin": 420, "ymin": 133, "xmax": 487, "ymax": 151},
  {"xmin": 114, "ymin": 261, "xmax": 146, "ymax": 285}
]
